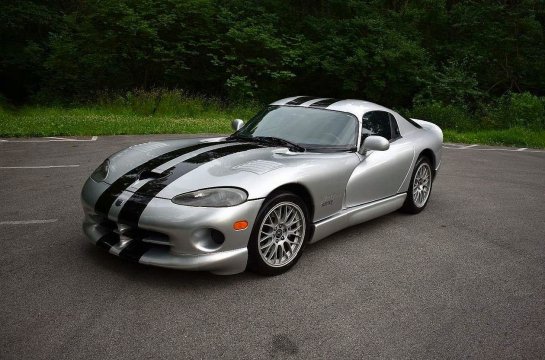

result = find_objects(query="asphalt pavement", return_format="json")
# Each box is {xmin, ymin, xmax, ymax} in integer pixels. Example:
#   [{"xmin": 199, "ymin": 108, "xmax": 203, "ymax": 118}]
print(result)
[{"xmin": 1, "ymin": 135, "xmax": 544, "ymax": 359}]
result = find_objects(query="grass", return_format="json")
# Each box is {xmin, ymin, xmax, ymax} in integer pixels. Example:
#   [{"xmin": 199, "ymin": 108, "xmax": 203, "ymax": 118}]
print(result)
[
  {"xmin": 443, "ymin": 128, "xmax": 545, "ymax": 148},
  {"xmin": 1, "ymin": 102, "xmax": 544, "ymax": 149},
  {"xmin": 0, "ymin": 106, "xmax": 235, "ymax": 137},
  {"xmin": 0, "ymin": 90, "xmax": 260, "ymax": 136}
]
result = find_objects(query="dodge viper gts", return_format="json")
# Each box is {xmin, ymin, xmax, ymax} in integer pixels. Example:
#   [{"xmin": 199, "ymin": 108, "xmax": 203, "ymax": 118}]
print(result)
[{"xmin": 82, "ymin": 96, "xmax": 443, "ymax": 275}]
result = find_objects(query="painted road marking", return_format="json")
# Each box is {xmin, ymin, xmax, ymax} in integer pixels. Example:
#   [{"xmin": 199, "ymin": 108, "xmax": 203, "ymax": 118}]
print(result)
[
  {"xmin": 0, "ymin": 136, "xmax": 98, "ymax": 143},
  {"xmin": 462, "ymin": 144, "xmax": 478, "ymax": 148},
  {"xmin": 45, "ymin": 137, "xmax": 73, "ymax": 141},
  {"xmin": 0, "ymin": 219, "xmax": 58, "ymax": 225},
  {"xmin": 443, "ymin": 145, "xmax": 545, "ymax": 153},
  {"xmin": 0, "ymin": 165, "xmax": 80, "ymax": 169}
]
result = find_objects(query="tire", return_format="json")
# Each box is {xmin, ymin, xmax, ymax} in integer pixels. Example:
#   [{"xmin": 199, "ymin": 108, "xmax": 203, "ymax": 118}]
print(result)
[
  {"xmin": 247, "ymin": 192, "xmax": 310, "ymax": 276},
  {"xmin": 401, "ymin": 156, "xmax": 433, "ymax": 214}
]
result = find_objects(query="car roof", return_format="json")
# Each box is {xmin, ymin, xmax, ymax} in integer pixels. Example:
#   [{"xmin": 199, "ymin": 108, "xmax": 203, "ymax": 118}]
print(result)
[{"xmin": 270, "ymin": 96, "xmax": 394, "ymax": 120}]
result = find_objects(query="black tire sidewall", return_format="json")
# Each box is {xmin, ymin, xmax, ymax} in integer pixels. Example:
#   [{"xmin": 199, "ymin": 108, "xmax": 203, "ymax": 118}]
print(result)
[{"xmin": 247, "ymin": 192, "xmax": 310, "ymax": 276}]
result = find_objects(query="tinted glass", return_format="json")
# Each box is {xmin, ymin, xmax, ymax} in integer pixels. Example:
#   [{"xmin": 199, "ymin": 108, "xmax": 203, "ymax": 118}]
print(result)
[
  {"xmin": 362, "ymin": 111, "xmax": 392, "ymax": 140},
  {"xmin": 237, "ymin": 106, "xmax": 358, "ymax": 150},
  {"xmin": 389, "ymin": 113, "xmax": 401, "ymax": 139}
]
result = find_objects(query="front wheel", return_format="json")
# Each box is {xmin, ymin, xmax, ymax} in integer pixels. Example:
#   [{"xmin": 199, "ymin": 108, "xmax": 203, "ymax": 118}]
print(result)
[
  {"xmin": 247, "ymin": 192, "xmax": 310, "ymax": 276},
  {"xmin": 401, "ymin": 156, "xmax": 433, "ymax": 214}
]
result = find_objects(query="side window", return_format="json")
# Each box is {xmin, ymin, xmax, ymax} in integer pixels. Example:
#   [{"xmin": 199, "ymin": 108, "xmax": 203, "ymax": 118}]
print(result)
[
  {"xmin": 362, "ymin": 111, "xmax": 392, "ymax": 141},
  {"xmin": 389, "ymin": 113, "xmax": 401, "ymax": 140}
]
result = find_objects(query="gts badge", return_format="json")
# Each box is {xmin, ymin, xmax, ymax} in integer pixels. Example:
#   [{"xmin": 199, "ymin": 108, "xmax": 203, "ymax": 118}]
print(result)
[
  {"xmin": 320, "ymin": 192, "xmax": 341, "ymax": 207},
  {"xmin": 321, "ymin": 200, "xmax": 333, "ymax": 207}
]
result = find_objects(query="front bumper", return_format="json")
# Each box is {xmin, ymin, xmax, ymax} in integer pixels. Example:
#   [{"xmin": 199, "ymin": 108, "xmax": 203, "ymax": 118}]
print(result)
[
  {"xmin": 83, "ymin": 225, "xmax": 248, "ymax": 275},
  {"xmin": 82, "ymin": 179, "xmax": 264, "ymax": 275}
]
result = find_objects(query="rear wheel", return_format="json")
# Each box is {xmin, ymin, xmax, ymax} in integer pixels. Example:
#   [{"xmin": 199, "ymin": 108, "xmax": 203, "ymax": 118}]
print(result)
[
  {"xmin": 247, "ymin": 192, "xmax": 309, "ymax": 276},
  {"xmin": 401, "ymin": 156, "xmax": 433, "ymax": 214}
]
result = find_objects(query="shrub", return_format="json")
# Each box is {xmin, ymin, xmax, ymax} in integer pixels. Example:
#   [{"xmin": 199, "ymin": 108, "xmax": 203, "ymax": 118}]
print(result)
[
  {"xmin": 89, "ymin": 88, "xmax": 263, "ymax": 120},
  {"xmin": 486, "ymin": 92, "xmax": 545, "ymax": 130},
  {"xmin": 409, "ymin": 101, "xmax": 474, "ymax": 131}
]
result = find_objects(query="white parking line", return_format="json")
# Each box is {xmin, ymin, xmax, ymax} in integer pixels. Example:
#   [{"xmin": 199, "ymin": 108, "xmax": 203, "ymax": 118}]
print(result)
[
  {"xmin": 45, "ymin": 137, "xmax": 73, "ymax": 141},
  {"xmin": 0, "ymin": 165, "xmax": 79, "ymax": 169},
  {"xmin": 0, "ymin": 136, "xmax": 98, "ymax": 143},
  {"xmin": 443, "ymin": 145, "xmax": 545, "ymax": 153},
  {"xmin": 0, "ymin": 219, "xmax": 58, "ymax": 225}
]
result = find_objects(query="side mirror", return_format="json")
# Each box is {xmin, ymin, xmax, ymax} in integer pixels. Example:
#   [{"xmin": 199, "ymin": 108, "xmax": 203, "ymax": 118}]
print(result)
[
  {"xmin": 231, "ymin": 119, "xmax": 244, "ymax": 131},
  {"xmin": 359, "ymin": 135, "xmax": 390, "ymax": 154}
]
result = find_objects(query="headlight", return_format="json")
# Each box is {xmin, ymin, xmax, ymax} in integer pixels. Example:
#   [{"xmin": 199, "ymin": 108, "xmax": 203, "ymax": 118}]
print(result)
[
  {"xmin": 91, "ymin": 160, "xmax": 110, "ymax": 182},
  {"xmin": 172, "ymin": 188, "xmax": 248, "ymax": 207}
]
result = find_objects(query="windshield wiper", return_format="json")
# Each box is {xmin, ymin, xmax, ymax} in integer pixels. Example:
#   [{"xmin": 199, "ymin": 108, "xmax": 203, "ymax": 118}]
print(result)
[
  {"xmin": 227, "ymin": 134, "xmax": 305, "ymax": 152},
  {"xmin": 252, "ymin": 136, "xmax": 306, "ymax": 152},
  {"xmin": 226, "ymin": 133, "xmax": 251, "ymax": 141}
]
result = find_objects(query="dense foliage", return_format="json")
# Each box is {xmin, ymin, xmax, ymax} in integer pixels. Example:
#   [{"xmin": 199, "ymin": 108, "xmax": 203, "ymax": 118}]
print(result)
[{"xmin": 1, "ymin": 0, "xmax": 545, "ymax": 130}]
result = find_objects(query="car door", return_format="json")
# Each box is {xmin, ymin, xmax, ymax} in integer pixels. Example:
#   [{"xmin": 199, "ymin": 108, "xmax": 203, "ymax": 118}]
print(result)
[{"xmin": 344, "ymin": 111, "xmax": 415, "ymax": 207}]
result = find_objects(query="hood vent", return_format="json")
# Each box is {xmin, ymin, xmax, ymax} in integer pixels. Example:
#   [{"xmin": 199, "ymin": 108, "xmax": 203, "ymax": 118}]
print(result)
[
  {"xmin": 138, "ymin": 169, "xmax": 165, "ymax": 181},
  {"xmin": 233, "ymin": 160, "xmax": 284, "ymax": 175}
]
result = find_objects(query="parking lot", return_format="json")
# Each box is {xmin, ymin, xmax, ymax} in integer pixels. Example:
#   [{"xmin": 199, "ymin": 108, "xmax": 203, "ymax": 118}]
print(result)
[{"xmin": 1, "ymin": 135, "xmax": 544, "ymax": 359}]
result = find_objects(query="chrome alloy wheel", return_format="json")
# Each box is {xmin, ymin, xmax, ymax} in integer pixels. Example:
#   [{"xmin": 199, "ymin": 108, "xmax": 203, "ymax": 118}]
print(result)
[
  {"xmin": 258, "ymin": 202, "xmax": 306, "ymax": 267},
  {"xmin": 413, "ymin": 162, "xmax": 432, "ymax": 207}
]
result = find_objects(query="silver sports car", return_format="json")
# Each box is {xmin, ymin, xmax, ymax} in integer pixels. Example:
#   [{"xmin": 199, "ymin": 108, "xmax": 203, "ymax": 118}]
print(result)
[{"xmin": 82, "ymin": 97, "xmax": 443, "ymax": 275}]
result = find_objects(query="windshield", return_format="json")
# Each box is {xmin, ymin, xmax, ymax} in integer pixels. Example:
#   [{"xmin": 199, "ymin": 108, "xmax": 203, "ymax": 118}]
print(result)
[{"xmin": 235, "ymin": 106, "xmax": 358, "ymax": 151}]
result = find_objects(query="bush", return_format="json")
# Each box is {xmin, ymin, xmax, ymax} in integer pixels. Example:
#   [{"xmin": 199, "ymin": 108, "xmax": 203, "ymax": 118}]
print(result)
[
  {"xmin": 92, "ymin": 89, "xmax": 261, "ymax": 119},
  {"xmin": 486, "ymin": 92, "xmax": 545, "ymax": 130},
  {"xmin": 414, "ymin": 60, "xmax": 482, "ymax": 110},
  {"xmin": 408, "ymin": 93, "xmax": 545, "ymax": 132},
  {"xmin": 408, "ymin": 101, "xmax": 474, "ymax": 131}
]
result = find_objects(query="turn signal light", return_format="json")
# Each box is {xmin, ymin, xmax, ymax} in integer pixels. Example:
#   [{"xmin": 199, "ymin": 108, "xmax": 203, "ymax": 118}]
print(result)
[{"xmin": 233, "ymin": 220, "xmax": 249, "ymax": 231}]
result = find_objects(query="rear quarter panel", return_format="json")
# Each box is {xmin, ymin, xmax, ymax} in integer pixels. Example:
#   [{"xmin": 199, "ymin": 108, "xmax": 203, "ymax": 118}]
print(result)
[{"xmin": 396, "ymin": 119, "xmax": 443, "ymax": 193}]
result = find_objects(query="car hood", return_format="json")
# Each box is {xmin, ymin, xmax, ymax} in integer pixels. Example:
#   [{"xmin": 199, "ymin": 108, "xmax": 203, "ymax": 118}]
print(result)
[{"xmin": 104, "ymin": 137, "xmax": 358, "ymax": 200}]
